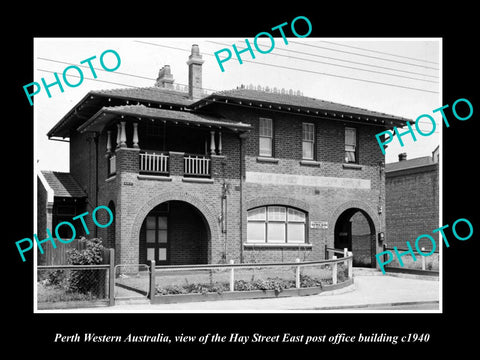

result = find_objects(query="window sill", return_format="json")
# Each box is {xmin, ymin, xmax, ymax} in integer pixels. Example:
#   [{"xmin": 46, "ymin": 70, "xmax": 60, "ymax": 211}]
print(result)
[
  {"xmin": 105, "ymin": 175, "xmax": 116, "ymax": 182},
  {"xmin": 182, "ymin": 177, "xmax": 214, "ymax": 184},
  {"xmin": 243, "ymin": 243, "xmax": 312, "ymax": 248},
  {"xmin": 342, "ymin": 163, "xmax": 362, "ymax": 170},
  {"xmin": 256, "ymin": 156, "xmax": 279, "ymax": 164},
  {"xmin": 300, "ymin": 160, "xmax": 320, "ymax": 167},
  {"xmin": 137, "ymin": 174, "xmax": 173, "ymax": 181}
]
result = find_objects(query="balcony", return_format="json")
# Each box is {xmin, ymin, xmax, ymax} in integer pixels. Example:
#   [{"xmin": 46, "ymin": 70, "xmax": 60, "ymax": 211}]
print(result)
[{"xmin": 137, "ymin": 151, "xmax": 212, "ymax": 179}]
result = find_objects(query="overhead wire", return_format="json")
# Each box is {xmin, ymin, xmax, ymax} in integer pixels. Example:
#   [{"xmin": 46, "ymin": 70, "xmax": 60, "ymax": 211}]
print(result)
[
  {"xmin": 318, "ymin": 40, "xmax": 439, "ymax": 64},
  {"xmin": 207, "ymin": 40, "xmax": 439, "ymax": 79},
  {"xmin": 288, "ymin": 40, "xmax": 440, "ymax": 70},
  {"xmin": 135, "ymin": 41, "xmax": 439, "ymax": 94},
  {"xmin": 207, "ymin": 40, "xmax": 439, "ymax": 83}
]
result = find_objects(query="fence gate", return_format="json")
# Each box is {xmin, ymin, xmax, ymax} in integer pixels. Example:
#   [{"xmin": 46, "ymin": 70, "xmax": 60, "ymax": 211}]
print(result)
[{"xmin": 114, "ymin": 264, "xmax": 150, "ymax": 301}]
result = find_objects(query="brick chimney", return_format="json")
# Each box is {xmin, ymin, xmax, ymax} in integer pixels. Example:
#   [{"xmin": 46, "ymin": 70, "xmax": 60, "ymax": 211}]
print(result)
[
  {"xmin": 187, "ymin": 44, "xmax": 204, "ymax": 99},
  {"xmin": 155, "ymin": 65, "xmax": 174, "ymax": 89},
  {"xmin": 398, "ymin": 153, "xmax": 407, "ymax": 161}
]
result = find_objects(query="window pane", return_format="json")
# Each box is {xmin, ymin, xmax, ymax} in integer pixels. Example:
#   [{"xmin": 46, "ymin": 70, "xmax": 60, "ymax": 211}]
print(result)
[
  {"xmin": 248, "ymin": 207, "xmax": 266, "ymax": 220},
  {"xmin": 158, "ymin": 248, "xmax": 167, "ymax": 261},
  {"xmin": 147, "ymin": 248, "xmax": 155, "ymax": 261},
  {"xmin": 247, "ymin": 222, "xmax": 265, "ymax": 243},
  {"xmin": 158, "ymin": 229, "xmax": 167, "ymax": 243},
  {"xmin": 259, "ymin": 137, "xmax": 272, "ymax": 156},
  {"xmin": 267, "ymin": 222, "xmax": 286, "ymax": 243},
  {"xmin": 302, "ymin": 141, "xmax": 313, "ymax": 159},
  {"xmin": 345, "ymin": 128, "xmax": 356, "ymax": 146},
  {"xmin": 345, "ymin": 150, "xmax": 356, "ymax": 163},
  {"xmin": 302, "ymin": 123, "xmax": 314, "ymax": 141},
  {"xmin": 259, "ymin": 118, "xmax": 272, "ymax": 137},
  {"xmin": 287, "ymin": 223, "xmax": 305, "ymax": 243},
  {"xmin": 158, "ymin": 216, "xmax": 168, "ymax": 229},
  {"xmin": 146, "ymin": 216, "xmax": 156, "ymax": 229},
  {"xmin": 268, "ymin": 206, "xmax": 286, "ymax": 221},
  {"xmin": 288, "ymin": 208, "xmax": 306, "ymax": 222},
  {"xmin": 146, "ymin": 230, "xmax": 156, "ymax": 243}
]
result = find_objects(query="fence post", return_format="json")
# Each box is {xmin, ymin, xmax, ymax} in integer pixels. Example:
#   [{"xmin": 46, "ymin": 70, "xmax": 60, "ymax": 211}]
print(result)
[
  {"xmin": 347, "ymin": 251, "xmax": 353, "ymax": 279},
  {"xmin": 229, "ymin": 259, "xmax": 235, "ymax": 292},
  {"xmin": 149, "ymin": 260, "xmax": 156, "ymax": 300},
  {"xmin": 325, "ymin": 244, "xmax": 328, "ymax": 260},
  {"xmin": 332, "ymin": 255, "xmax": 337, "ymax": 285},
  {"xmin": 421, "ymin": 247, "xmax": 426, "ymax": 270},
  {"xmin": 295, "ymin": 258, "xmax": 300, "ymax": 289},
  {"xmin": 108, "ymin": 248, "xmax": 115, "ymax": 306},
  {"xmin": 343, "ymin": 247, "xmax": 348, "ymax": 268}
]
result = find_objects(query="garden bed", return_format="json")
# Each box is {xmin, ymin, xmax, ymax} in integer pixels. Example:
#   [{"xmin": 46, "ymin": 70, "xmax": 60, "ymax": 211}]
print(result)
[{"xmin": 151, "ymin": 275, "xmax": 353, "ymax": 304}]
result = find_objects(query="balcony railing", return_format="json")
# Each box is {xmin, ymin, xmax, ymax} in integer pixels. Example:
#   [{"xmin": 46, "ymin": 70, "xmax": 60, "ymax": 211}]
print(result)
[
  {"xmin": 140, "ymin": 152, "xmax": 169, "ymax": 174},
  {"xmin": 184, "ymin": 154, "xmax": 211, "ymax": 177}
]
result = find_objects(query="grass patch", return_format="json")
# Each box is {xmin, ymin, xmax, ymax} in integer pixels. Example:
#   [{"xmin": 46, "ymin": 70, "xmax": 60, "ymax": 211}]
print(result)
[{"xmin": 37, "ymin": 282, "xmax": 102, "ymax": 303}]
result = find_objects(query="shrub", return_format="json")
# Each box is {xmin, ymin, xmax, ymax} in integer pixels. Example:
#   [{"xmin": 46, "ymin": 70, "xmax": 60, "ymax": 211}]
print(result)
[
  {"xmin": 65, "ymin": 237, "xmax": 105, "ymax": 295},
  {"xmin": 45, "ymin": 269, "xmax": 67, "ymax": 287},
  {"xmin": 300, "ymin": 274, "xmax": 323, "ymax": 288}
]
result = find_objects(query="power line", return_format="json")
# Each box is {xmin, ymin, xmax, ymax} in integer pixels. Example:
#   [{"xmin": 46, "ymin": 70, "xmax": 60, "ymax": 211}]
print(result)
[
  {"xmin": 207, "ymin": 40, "xmax": 439, "ymax": 79},
  {"xmin": 136, "ymin": 41, "xmax": 439, "ymax": 94},
  {"xmin": 319, "ymin": 40, "xmax": 439, "ymax": 64},
  {"xmin": 36, "ymin": 69, "xmax": 138, "ymax": 88},
  {"xmin": 289, "ymin": 40, "xmax": 440, "ymax": 70},
  {"xmin": 38, "ymin": 57, "xmax": 155, "ymax": 81},
  {"xmin": 208, "ymin": 41, "xmax": 438, "ymax": 84},
  {"xmin": 36, "ymin": 58, "xmax": 219, "ymax": 93},
  {"xmin": 37, "ymin": 67, "xmax": 437, "ymax": 126}
]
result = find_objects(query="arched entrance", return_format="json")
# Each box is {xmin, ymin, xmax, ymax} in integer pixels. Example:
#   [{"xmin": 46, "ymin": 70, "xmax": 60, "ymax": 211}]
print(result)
[
  {"xmin": 334, "ymin": 208, "xmax": 376, "ymax": 267},
  {"xmin": 139, "ymin": 200, "xmax": 210, "ymax": 265}
]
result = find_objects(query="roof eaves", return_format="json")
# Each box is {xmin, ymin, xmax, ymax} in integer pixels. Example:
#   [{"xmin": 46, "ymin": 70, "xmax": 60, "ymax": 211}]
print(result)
[{"xmin": 191, "ymin": 93, "xmax": 412, "ymax": 127}]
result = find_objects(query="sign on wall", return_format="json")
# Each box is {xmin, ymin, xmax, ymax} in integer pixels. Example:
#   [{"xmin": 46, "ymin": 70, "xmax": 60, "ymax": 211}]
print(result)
[{"xmin": 311, "ymin": 221, "xmax": 328, "ymax": 229}]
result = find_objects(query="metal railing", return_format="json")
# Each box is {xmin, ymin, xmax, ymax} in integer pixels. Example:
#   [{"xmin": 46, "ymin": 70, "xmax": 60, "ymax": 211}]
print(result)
[
  {"xmin": 148, "ymin": 256, "xmax": 353, "ymax": 298},
  {"xmin": 139, "ymin": 152, "xmax": 169, "ymax": 174},
  {"xmin": 184, "ymin": 154, "xmax": 211, "ymax": 177}
]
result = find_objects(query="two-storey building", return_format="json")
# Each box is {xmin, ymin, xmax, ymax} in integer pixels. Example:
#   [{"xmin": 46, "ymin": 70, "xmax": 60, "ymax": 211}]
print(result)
[{"xmin": 38, "ymin": 44, "xmax": 412, "ymax": 269}]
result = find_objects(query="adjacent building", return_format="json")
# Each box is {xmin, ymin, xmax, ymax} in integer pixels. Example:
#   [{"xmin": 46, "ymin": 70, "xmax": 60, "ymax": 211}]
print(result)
[
  {"xmin": 385, "ymin": 148, "xmax": 440, "ymax": 254},
  {"xmin": 37, "ymin": 44, "xmax": 412, "ymax": 269}
]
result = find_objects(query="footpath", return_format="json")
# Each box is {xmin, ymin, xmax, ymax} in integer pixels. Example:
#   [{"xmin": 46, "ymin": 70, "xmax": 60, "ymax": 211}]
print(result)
[{"xmin": 49, "ymin": 268, "xmax": 440, "ymax": 312}]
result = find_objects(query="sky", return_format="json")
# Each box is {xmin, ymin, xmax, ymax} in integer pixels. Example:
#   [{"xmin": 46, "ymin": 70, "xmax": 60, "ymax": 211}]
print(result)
[{"xmin": 33, "ymin": 37, "xmax": 441, "ymax": 172}]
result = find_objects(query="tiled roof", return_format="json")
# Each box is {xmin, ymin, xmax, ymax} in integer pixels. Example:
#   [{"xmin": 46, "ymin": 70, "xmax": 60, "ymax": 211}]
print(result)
[
  {"xmin": 41, "ymin": 171, "xmax": 86, "ymax": 198},
  {"xmin": 77, "ymin": 105, "xmax": 252, "ymax": 133},
  {"xmin": 90, "ymin": 86, "xmax": 195, "ymax": 106},
  {"xmin": 193, "ymin": 88, "xmax": 412, "ymax": 125},
  {"xmin": 385, "ymin": 156, "xmax": 437, "ymax": 173}
]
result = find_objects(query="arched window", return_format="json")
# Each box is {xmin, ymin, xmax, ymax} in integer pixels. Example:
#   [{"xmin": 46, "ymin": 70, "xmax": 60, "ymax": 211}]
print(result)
[{"xmin": 247, "ymin": 206, "xmax": 307, "ymax": 244}]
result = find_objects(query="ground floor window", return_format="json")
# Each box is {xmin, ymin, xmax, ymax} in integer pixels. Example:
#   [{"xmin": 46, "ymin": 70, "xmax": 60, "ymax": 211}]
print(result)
[{"xmin": 247, "ymin": 206, "xmax": 307, "ymax": 244}]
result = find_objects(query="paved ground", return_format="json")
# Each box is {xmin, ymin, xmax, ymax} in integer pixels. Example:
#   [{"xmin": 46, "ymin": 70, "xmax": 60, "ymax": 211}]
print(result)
[{"xmin": 42, "ymin": 270, "xmax": 440, "ymax": 313}]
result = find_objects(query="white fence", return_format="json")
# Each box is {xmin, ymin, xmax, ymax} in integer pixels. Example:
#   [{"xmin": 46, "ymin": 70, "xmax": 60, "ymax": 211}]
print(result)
[
  {"xmin": 140, "ymin": 152, "xmax": 169, "ymax": 174},
  {"xmin": 184, "ymin": 154, "xmax": 211, "ymax": 177}
]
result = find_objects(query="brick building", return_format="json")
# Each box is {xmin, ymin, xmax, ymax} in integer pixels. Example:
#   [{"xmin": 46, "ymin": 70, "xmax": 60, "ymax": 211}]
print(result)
[
  {"xmin": 37, "ymin": 44, "xmax": 412, "ymax": 269},
  {"xmin": 385, "ymin": 148, "xmax": 440, "ymax": 252}
]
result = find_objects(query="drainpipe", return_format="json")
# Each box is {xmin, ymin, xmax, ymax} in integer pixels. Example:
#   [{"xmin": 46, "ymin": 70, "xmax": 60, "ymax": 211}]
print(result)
[
  {"xmin": 238, "ymin": 133, "xmax": 247, "ymax": 263},
  {"xmin": 94, "ymin": 132, "xmax": 99, "ymax": 238}
]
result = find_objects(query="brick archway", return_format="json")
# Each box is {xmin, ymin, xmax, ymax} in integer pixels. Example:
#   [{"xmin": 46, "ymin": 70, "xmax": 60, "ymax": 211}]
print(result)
[
  {"xmin": 328, "ymin": 200, "xmax": 381, "ymax": 268},
  {"xmin": 130, "ymin": 190, "xmax": 220, "ymax": 263}
]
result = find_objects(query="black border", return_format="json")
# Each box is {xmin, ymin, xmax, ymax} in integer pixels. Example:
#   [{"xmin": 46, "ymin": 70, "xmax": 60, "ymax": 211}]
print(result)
[{"xmin": 7, "ymin": 5, "xmax": 478, "ymax": 353}]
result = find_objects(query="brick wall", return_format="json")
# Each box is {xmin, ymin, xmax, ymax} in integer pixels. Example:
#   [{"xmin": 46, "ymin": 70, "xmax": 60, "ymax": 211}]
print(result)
[
  {"xmin": 385, "ymin": 164, "xmax": 439, "ymax": 251},
  {"xmin": 69, "ymin": 102, "xmax": 388, "ymax": 268},
  {"xmin": 207, "ymin": 103, "xmax": 385, "ymax": 267}
]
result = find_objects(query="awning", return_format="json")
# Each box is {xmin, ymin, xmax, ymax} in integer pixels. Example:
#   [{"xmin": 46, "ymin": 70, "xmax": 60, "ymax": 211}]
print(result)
[{"xmin": 77, "ymin": 105, "xmax": 252, "ymax": 133}]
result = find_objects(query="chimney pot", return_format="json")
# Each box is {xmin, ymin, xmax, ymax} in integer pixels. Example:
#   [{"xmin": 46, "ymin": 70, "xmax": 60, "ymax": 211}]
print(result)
[
  {"xmin": 155, "ymin": 65, "xmax": 174, "ymax": 88},
  {"xmin": 398, "ymin": 153, "xmax": 407, "ymax": 161}
]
